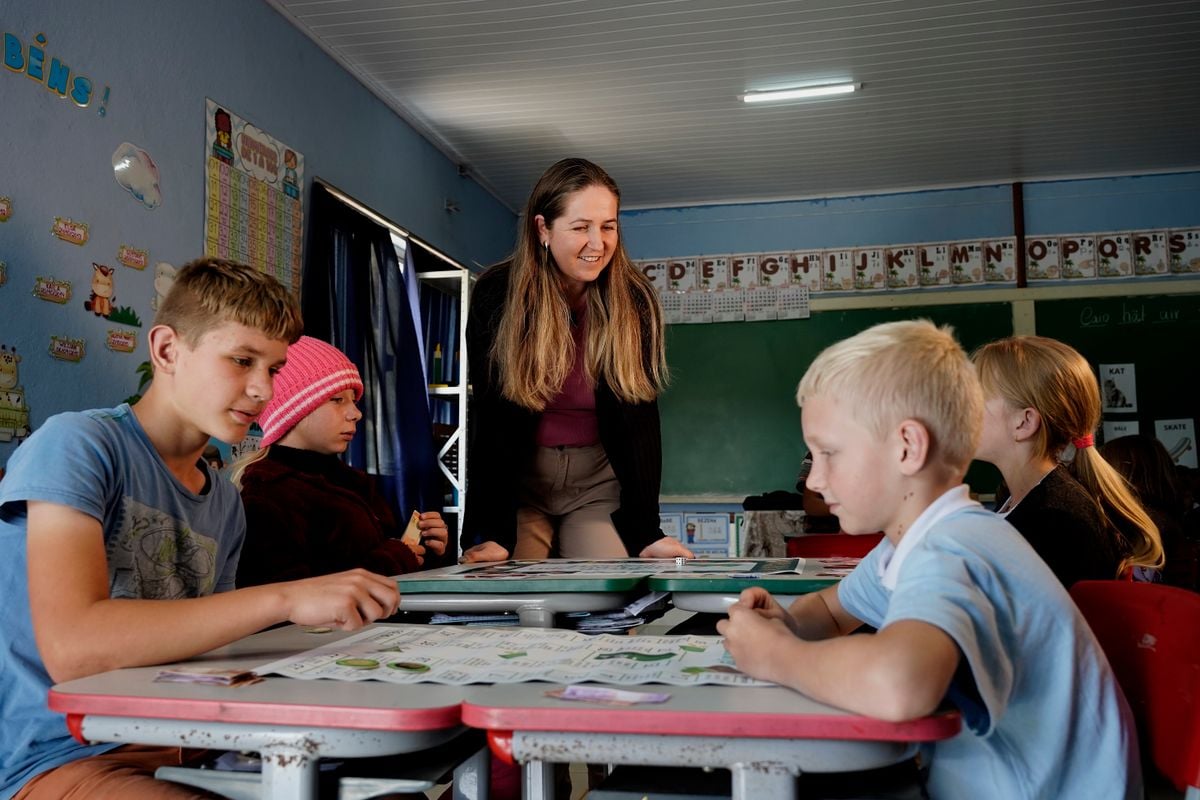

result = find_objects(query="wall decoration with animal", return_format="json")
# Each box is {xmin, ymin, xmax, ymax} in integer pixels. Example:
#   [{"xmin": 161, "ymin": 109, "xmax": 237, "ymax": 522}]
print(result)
[
  {"xmin": 83, "ymin": 262, "xmax": 115, "ymax": 317},
  {"xmin": 0, "ymin": 345, "xmax": 32, "ymax": 444},
  {"xmin": 83, "ymin": 263, "xmax": 142, "ymax": 326}
]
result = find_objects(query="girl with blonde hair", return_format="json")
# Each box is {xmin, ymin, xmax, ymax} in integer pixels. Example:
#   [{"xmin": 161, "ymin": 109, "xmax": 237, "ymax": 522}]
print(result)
[
  {"xmin": 972, "ymin": 335, "xmax": 1163, "ymax": 585},
  {"xmin": 460, "ymin": 158, "xmax": 692, "ymax": 563}
]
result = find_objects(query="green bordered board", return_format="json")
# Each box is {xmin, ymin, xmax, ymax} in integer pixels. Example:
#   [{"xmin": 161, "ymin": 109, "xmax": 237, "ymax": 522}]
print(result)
[
  {"xmin": 398, "ymin": 557, "xmax": 858, "ymax": 594},
  {"xmin": 397, "ymin": 559, "xmax": 650, "ymax": 594},
  {"xmin": 648, "ymin": 557, "xmax": 858, "ymax": 594}
]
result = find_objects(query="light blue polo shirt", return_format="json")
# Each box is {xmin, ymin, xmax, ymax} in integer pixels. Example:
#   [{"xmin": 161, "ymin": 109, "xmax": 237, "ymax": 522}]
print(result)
[{"xmin": 837, "ymin": 486, "xmax": 1141, "ymax": 799}]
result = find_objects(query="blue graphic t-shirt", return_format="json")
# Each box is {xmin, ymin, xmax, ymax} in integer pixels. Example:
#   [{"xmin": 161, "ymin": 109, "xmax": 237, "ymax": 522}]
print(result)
[{"xmin": 0, "ymin": 405, "xmax": 245, "ymax": 798}]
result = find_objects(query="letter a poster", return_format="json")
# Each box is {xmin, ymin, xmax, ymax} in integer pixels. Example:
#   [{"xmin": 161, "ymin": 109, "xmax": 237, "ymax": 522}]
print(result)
[{"xmin": 204, "ymin": 98, "xmax": 304, "ymax": 294}]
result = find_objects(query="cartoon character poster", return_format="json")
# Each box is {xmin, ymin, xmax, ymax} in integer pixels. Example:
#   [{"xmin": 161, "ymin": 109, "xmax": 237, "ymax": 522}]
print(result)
[
  {"xmin": 82, "ymin": 263, "xmax": 142, "ymax": 326},
  {"xmin": 203, "ymin": 99, "xmax": 304, "ymax": 295},
  {"xmin": 0, "ymin": 345, "xmax": 33, "ymax": 443},
  {"xmin": 150, "ymin": 262, "xmax": 177, "ymax": 312},
  {"xmin": 83, "ymin": 263, "xmax": 115, "ymax": 316}
]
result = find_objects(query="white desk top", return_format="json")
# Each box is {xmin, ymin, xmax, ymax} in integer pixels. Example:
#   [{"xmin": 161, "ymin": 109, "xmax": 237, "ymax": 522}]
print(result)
[{"xmin": 49, "ymin": 624, "xmax": 466, "ymax": 732}]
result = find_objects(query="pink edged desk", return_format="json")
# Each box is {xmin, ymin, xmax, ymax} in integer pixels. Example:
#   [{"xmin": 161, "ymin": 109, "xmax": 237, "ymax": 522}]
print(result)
[
  {"xmin": 462, "ymin": 682, "xmax": 961, "ymax": 800},
  {"xmin": 47, "ymin": 624, "xmax": 482, "ymax": 800}
]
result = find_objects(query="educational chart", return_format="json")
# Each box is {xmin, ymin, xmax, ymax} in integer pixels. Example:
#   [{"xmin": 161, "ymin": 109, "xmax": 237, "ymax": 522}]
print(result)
[
  {"xmin": 257, "ymin": 625, "xmax": 769, "ymax": 687},
  {"xmin": 204, "ymin": 99, "xmax": 304, "ymax": 294},
  {"xmin": 637, "ymin": 226, "xmax": 1200, "ymax": 324}
]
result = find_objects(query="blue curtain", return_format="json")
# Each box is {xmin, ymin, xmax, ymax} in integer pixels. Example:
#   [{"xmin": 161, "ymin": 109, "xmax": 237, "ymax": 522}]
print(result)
[
  {"xmin": 303, "ymin": 184, "xmax": 441, "ymax": 524},
  {"xmin": 403, "ymin": 241, "xmax": 429, "ymax": 391}
]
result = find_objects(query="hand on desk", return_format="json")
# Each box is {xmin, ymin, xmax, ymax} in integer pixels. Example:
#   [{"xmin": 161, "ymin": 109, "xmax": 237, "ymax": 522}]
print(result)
[
  {"xmin": 639, "ymin": 536, "xmax": 695, "ymax": 559},
  {"xmin": 717, "ymin": 588, "xmax": 798, "ymax": 685},
  {"xmin": 405, "ymin": 512, "xmax": 449, "ymax": 565},
  {"xmin": 280, "ymin": 568, "xmax": 400, "ymax": 630},
  {"xmin": 460, "ymin": 540, "xmax": 510, "ymax": 563}
]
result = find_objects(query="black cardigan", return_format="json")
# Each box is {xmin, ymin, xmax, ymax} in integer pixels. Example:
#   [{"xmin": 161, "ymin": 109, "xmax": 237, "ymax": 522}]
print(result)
[
  {"xmin": 999, "ymin": 465, "xmax": 1123, "ymax": 587},
  {"xmin": 461, "ymin": 262, "xmax": 665, "ymax": 556}
]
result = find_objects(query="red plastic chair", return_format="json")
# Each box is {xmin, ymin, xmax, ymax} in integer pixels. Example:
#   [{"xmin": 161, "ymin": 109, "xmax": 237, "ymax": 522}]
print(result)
[
  {"xmin": 786, "ymin": 532, "xmax": 884, "ymax": 558},
  {"xmin": 1070, "ymin": 580, "xmax": 1200, "ymax": 798}
]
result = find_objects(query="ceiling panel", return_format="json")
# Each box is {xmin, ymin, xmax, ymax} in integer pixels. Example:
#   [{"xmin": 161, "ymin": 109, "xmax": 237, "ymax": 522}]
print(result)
[{"xmin": 269, "ymin": 0, "xmax": 1200, "ymax": 209}]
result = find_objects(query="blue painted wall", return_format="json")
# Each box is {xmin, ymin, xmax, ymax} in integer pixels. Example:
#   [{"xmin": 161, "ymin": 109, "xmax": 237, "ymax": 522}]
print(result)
[
  {"xmin": 0, "ymin": 1, "xmax": 516, "ymax": 464},
  {"xmin": 621, "ymin": 172, "xmax": 1200, "ymax": 258}
]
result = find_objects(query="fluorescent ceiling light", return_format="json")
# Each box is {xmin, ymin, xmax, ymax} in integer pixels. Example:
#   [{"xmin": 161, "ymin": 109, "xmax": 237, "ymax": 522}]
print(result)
[{"xmin": 741, "ymin": 82, "xmax": 860, "ymax": 103}]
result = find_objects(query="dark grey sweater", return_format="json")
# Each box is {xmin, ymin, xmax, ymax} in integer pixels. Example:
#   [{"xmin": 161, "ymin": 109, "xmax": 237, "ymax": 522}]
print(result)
[{"xmin": 999, "ymin": 465, "xmax": 1123, "ymax": 587}]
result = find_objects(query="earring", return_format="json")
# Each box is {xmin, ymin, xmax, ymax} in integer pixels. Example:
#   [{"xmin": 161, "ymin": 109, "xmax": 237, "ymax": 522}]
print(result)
[{"xmin": 542, "ymin": 241, "xmax": 548, "ymax": 251}]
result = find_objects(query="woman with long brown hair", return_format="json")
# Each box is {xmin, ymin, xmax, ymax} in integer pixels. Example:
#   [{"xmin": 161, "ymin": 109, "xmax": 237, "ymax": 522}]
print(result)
[{"xmin": 460, "ymin": 158, "xmax": 692, "ymax": 562}]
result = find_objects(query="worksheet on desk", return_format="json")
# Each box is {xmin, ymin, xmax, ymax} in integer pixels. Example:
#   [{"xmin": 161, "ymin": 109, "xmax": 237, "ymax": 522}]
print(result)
[{"xmin": 256, "ymin": 625, "xmax": 771, "ymax": 687}]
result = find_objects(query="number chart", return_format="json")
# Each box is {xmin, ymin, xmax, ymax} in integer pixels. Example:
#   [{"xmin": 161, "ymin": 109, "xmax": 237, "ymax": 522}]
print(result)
[{"xmin": 204, "ymin": 98, "xmax": 304, "ymax": 294}]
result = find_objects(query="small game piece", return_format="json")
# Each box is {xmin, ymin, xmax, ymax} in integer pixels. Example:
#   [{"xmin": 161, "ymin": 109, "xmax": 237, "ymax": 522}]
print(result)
[{"xmin": 401, "ymin": 510, "xmax": 422, "ymax": 545}]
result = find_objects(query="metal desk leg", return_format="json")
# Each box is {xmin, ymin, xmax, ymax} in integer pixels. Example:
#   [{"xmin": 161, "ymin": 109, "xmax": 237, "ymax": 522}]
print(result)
[
  {"xmin": 76, "ymin": 715, "xmax": 462, "ymax": 800},
  {"xmin": 730, "ymin": 762, "xmax": 797, "ymax": 800},
  {"xmin": 516, "ymin": 605, "xmax": 556, "ymax": 628},
  {"xmin": 260, "ymin": 743, "xmax": 319, "ymax": 800},
  {"xmin": 523, "ymin": 760, "xmax": 555, "ymax": 800},
  {"xmin": 452, "ymin": 741, "xmax": 490, "ymax": 800}
]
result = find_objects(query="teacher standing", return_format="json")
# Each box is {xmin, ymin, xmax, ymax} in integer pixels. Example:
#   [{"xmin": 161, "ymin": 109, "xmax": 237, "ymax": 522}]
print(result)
[{"xmin": 460, "ymin": 158, "xmax": 692, "ymax": 563}]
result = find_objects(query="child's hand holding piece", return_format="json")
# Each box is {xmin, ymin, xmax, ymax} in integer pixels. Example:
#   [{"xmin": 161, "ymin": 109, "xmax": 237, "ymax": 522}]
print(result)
[
  {"xmin": 280, "ymin": 568, "xmax": 400, "ymax": 630},
  {"xmin": 717, "ymin": 591, "xmax": 797, "ymax": 685},
  {"xmin": 400, "ymin": 511, "xmax": 449, "ymax": 566}
]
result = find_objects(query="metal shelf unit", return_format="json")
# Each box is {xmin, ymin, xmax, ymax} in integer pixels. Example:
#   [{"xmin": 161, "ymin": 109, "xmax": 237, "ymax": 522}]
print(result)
[{"xmin": 418, "ymin": 266, "xmax": 475, "ymax": 553}]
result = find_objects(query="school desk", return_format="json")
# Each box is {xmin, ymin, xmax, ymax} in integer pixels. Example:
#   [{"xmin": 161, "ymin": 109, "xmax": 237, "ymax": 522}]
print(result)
[
  {"xmin": 461, "ymin": 682, "xmax": 961, "ymax": 800},
  {"xmin": 397, "ymin": 557, "xmax": 842, "ymax": 625},
  {"xmin": 47, "ymin": 624, "xmax": 485, "ymax": 800},
  {"xmin": 397, "ymin": 560, "xmax": 643, "ymax": 626},
  {"xmin": 650, "ymin": 556, "xmax": 860, "ymax": 614},
  {"xmin": 398, "ymin": 557, "xmax": 737, "ymax": 627}
]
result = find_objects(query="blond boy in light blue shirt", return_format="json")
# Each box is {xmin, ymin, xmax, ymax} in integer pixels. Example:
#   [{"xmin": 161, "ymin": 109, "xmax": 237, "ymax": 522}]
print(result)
[{"xmin": 718, "ymin": 320, "xmax": 1140, "ymax": 798}]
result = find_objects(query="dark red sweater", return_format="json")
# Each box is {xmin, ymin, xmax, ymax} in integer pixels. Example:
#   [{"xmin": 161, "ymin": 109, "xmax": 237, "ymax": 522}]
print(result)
[{"xmin": 237, "ymin": 445, "xmax": 420, "ymax": 587}]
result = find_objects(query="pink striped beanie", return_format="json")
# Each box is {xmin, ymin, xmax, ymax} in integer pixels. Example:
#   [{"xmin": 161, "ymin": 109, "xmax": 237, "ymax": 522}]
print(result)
[{"xmin": 259, "ymin": 336, "xmax": 364, "ymax": 447}]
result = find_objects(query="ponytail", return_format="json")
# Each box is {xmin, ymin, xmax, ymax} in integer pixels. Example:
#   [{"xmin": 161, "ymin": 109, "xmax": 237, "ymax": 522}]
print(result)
[{"xmin": 1071, "ymin": 446, "xmax": 1164, "ymax": 574}]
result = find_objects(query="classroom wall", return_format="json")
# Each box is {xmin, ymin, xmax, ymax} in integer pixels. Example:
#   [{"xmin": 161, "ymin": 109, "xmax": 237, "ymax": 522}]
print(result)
[
  {"xmin": 620, "ymin": 172, "xmax": 1200, "ymax": 497},
  {"xmin": 0, "ymin": 1, "xmax": 516, "ymax": 464},
  {"xmin": 621, "ymin": 172, "xmax": 1200, "ymax": 258}
]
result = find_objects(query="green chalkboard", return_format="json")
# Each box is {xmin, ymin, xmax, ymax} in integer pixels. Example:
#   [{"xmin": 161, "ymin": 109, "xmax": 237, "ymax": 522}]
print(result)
[
  {"xmin": 660, "ymin": 303, "xmax": 1012, "ymax": 497},
  {"xmin": 1033, "ymin": 294, "xmax": 1199, "ymax": 453}
]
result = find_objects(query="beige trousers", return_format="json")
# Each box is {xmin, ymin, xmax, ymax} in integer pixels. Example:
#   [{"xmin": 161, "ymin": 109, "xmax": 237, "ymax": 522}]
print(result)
[{"xmin": 513, "ymin": 444, "xmax": 628, "ymax": 559}]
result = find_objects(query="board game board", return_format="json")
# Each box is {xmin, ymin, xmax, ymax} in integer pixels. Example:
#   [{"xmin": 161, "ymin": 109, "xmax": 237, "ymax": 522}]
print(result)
[{"xmin": 256, "ymin": 624, "xmax": 769, "ymax": 687}]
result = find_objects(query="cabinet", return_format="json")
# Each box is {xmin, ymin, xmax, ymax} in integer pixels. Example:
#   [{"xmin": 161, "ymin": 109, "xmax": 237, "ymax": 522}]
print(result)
[{"xmin": 416, "ymin": 265, "xmax": 475, "ymax": 554}]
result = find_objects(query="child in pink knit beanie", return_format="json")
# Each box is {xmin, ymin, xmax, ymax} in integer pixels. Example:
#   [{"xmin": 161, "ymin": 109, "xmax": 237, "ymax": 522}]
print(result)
[{"xmin": 233, "ymin": 336, "xmax": 448, "ymax": 586}]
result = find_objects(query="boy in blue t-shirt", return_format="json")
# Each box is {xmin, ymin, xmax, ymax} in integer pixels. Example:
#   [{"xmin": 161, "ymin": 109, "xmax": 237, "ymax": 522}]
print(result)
[
  {"xmin": 718, "ymin": 320, "xmax": 1140, "ymax": 799},
  {"xmin": 0, "ymin": 258, "xmax": 401, "ymax": 799}
]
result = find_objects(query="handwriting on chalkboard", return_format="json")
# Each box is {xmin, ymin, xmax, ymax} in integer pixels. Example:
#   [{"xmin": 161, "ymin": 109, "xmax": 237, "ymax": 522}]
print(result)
[{"xmin": 1079, "ymin": 302, "xmax": 1182, "ymax": 328}]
